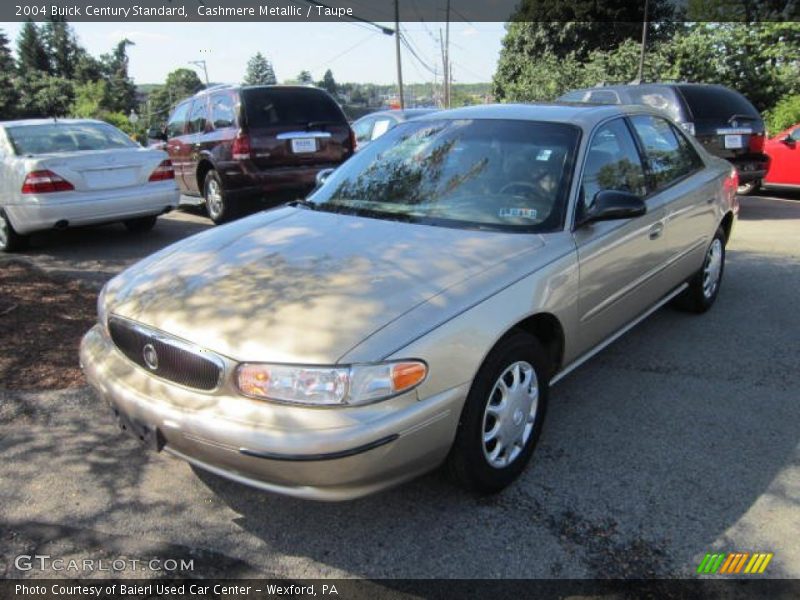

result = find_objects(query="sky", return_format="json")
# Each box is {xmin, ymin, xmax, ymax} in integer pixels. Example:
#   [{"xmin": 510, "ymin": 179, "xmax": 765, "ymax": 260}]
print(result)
[{"xmin": 0, "ymin": 21, "xmax": 506, "ymax": 85}]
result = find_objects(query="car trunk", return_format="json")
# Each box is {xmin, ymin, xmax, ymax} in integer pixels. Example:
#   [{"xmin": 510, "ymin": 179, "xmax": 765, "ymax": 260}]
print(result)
[{"xmin": 242, "ymin": 87, "xmax": 351, "ymax": 169}]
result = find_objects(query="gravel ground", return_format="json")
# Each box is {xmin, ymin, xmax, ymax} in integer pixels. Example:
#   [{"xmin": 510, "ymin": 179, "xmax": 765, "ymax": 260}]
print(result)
[{"xmin": 0, "ymin": 195, "xmax": 798, "ymax": 580}]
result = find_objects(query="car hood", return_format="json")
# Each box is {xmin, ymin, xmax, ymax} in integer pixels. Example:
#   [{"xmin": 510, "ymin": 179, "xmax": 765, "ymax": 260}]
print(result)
[{"xmin": 107, "ymin": 207, "xmax": 543, "ymax": 364}]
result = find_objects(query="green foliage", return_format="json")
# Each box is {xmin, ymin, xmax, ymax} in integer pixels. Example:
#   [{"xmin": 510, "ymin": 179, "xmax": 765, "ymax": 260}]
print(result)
[
  {"xmin": 297, "ymin": 70, "xmax": 313, "ymax": 84},
  {"xmin": 17, "ymin": 20, "xmax": 50, "ymax": 74},
  {"xmin": 318, "ymin": 69, "xmax": 337, "ymax": 95},
  {"xmin": 42, "ymin": 18, "xmax": 81, "ymax": 79},
  {"xmin": 14, "ymin": 71, "xmax": 74, "ymax": 117},
  {"xmin": 100, "ymin": 39, "xmax": 137, "ymax": 113},
  {"xmin": 0, "ymin": 29, "xmax": 15, "ymax": 73},
  {"xmin": 243, "ymin": 52, "xmax": 277, "ymax": 85},
  {"xmin": 70, "ymin": 80, "xmax": 107, "ymax": 118},
  {"xmin": 147, "ymin": 68, "xmax": 205, "ymax": 126},
  {"xmin": 764, "ymin": 94, "xmax": 800, "ymax": 135}
]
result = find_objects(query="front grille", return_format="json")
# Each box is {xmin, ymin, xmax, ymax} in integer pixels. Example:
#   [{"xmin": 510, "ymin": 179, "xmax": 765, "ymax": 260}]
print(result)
[{"xmin": 109, "ymin": 317, "xmax": 222, "ymax": 391}]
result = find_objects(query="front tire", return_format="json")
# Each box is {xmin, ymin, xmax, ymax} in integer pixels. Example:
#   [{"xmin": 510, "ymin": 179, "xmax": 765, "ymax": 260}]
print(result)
[
  {"xmin": 123, "ymin": 215, "xmax": 158, "ymax": 233},
  {"xmin": 447, "ymin": 331, "xmax": 550, "ymax": 494},
  {"xmin": 0, "ymin": 211, "xmax": 29, "ymax": 253},
  {"xmin": 674, "ymin": 228, "xmax": 726, "ymax": 313},
  {"xmin": 203, "ymin": 170, "xmax": 236, "ymax": 225}
]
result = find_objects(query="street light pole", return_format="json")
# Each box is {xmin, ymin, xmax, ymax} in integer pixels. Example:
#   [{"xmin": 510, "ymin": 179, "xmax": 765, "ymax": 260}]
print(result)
[
  {"xmin": 637, "ymin": 0, "xmax": 649, "ymax": 83},
  {"xmin": 394, "ymin": 0, "xmax": 404, "ymax": 109}
]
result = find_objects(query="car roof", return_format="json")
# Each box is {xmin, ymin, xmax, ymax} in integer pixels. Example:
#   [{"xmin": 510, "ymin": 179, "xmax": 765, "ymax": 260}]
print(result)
[
  {"xmin": 0, "ymin": 118, "xmax": 105, "ymax": 128},
  {"xmin": 414, "ymin": 102, "xmax": 661, "ymax": 128}
]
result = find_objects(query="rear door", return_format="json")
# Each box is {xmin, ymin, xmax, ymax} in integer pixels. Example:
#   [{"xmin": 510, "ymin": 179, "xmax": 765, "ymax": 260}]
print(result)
[
  {"xmin": 676, "ymin": 85, "xmax": 765, "ymax": 160},
  {"xmin": 182, "ymin": 97, "xmax": 210, "ymax": 194},
  {"xmin": 241, "ymin": 87, "xmax": 352, "ymax": 169},
  {"xmin": 164, "ymin": 101, "xmax": 192, "ymax": 193}
]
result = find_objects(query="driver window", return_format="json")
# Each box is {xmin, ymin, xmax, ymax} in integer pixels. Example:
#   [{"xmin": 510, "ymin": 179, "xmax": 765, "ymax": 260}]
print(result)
[{"xmin": 580, "ymin": 118, "xmax": 646, "ymax": 216}]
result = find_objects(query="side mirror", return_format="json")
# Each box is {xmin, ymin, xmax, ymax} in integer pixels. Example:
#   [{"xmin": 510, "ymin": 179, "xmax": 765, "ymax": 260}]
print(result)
[
  {"xmin": 780, "ymin": 134, "xmax": 796, "ymax": 146},
  {"xmin": 582, "ymin": 190, "xmax": 646, "ymax": 225},
  {"xmin": 147, "ymin": 127, "xmax": 167, "ymax": 141},
  {"xmin": 315, "ymin": 168, "xmax": 335, "ymax": 187}
]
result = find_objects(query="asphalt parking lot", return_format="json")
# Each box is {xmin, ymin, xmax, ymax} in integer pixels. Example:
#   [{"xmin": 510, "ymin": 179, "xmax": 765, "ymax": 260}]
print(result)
[{"xmin": 0, "ymin": 193, "xmax": 798, "ymax": 580}]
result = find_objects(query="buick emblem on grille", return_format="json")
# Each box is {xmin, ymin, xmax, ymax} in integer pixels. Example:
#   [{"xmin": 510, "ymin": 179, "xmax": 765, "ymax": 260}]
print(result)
[{"xmin": 142, "ymin": 343, "xmax": 159, "ymax": 370}]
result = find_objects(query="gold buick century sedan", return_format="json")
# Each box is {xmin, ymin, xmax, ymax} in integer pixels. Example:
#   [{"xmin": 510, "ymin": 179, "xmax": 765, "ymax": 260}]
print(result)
[{"xmin": 81, "ymin": 104, "xmax": 739, "ymax": 500}]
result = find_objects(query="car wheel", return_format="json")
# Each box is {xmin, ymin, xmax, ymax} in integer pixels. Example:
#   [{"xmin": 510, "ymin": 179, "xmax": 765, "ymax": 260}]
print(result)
[
  {"xmin": 674, "ymin": 228, "xmax": 726, "ymax": 314},
  {"xmin": 0, "ymin": 211, "xmax": 29, "ymax": 253},
  {"xmin": 123, "ymin": 215, "xmax": 158, "ymax": 233},
  {"xmin": 203, "ymin": 170, "xmax": 235, "ymax": 225},
  {"xmin": 737, "ymin": 180, "xmax": 760, "ymax": 196},
  {"xmin": 447, "ymin": 331, "xmax": 549, "ymax": 493}
]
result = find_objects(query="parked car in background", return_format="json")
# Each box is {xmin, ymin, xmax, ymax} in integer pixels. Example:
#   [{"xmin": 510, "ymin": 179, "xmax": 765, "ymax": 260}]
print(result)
[
  {"xmin": 740, "ymin": 124, "xmax": 800, "ymax": 194},
  {"xmin": 0, "ymin": 119, "xmax": 178, "ymax": 252},
  {"xmin": 558, "ymin": 83, "xmax": 768, "ymax": 194},
  {"xmin": 352, "ymin": 108, "xmax": 438, "ymax": 150},
  {"xmin": 154, "ymin": 85, "xmax": 355, "ymax": 224},
  {"xmin": 82, "ymin": 103, "xmax": 738, "ymax": 500}
]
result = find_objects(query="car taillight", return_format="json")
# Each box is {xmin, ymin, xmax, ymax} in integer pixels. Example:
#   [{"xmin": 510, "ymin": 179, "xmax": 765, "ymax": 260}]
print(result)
[
  {"xmin": 725, "ymin": 168, "xmax": 739, "ymax": 201},
  {"xmin": 232, "ymin": 133, "xmax": 251, "ymax": 160},
  {"xmin": 148, "ymin": 159, "xmax": 175, "ymax": 182},
  {"xmin": 349, "ymin": 128, "xmax": 357, "ymax": 153},
  {"xmin": 21, "ymin": 170, "xmax": 74, "ymax": 194},
  {"xmin": 748, "ymin": 132, "xmax": 765, "ymax": 153}
]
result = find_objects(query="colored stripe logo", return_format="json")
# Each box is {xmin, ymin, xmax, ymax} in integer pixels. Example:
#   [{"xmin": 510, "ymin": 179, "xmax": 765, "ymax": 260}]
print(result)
[{"xmin": 697, "ymin": 552, "xmax": 773, "ymax": 574}]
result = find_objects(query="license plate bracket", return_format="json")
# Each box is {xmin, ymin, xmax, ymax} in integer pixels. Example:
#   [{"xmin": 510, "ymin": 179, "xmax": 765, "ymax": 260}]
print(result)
[
  {"xmin": 113, "ymin": 407, "xmax": 165, "ymax": 452},
  {"xmin": 291, "ymin": 138, "xmax": 317, "ymax": 153},
  {"xmin": 724, "ymin": 134, "xmax": 743, "ymax": 149}
]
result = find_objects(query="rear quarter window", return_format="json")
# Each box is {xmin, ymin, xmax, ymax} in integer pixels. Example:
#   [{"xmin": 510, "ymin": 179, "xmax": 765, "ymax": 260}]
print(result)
[
  {"xmin": 242, "ymin": 88, "xmax": 346, "ymax": 128},
  {"xmin": 625, "ymin": 86, "xmax": 684, "ymax": 122},
  {"xmin": 677, "ymin": 86, "xmax": 761, "ymax": 121}
]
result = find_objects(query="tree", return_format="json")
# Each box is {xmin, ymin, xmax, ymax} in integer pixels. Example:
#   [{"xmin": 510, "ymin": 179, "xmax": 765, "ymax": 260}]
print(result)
[
  {"xmin": 765, "ymin": 94, "xmax": 800, "ymax": 134},
  {"xmin": 17, "ymin": 20, "xmax": 50, "ymax": 74},
  {"xmin": 101, "ymin": 39, "xmax": 137, "ymax": 113},
  {"xmin": 318, "ymin": 69, "xmax": 337, "ymax": 95},
  {"xmin": 0, "ymin": 30, "xmax": 18, "ymax": 119},
  {"xmin": 42, "ymin": 18, "xmax": 81, "ymax": 79},
  {"xmin": 297, "ymin": 70, "xmax": 313, "ymax": 84},
  {"xmin": 15, "ymin": 71, "xmax": 74, "ymax": 117},
  {"xmin": 148, "ymin": 68, "xmax": 205, "ymax": 126},
  {"xmin": 243, "ymin": 52, "xmax": 277, "ymax": 85}
]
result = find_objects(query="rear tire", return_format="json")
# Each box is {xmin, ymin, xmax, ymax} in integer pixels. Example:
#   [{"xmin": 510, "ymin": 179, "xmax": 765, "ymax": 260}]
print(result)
[
  {"xmin": 674, "ymin": 227, "xmax": 726, "ymax": 314},
  {"xmin": 737, "ymin": 180, "xmax": 760, "ymax": 196},
  {"xmin": 447, "ymin": 331, "xmax": 550, "ymax": 494},
  {"xmin": 203, "ymin": 170, "xmax": 236, "ymax": 225},
  {"xmin": 0, "ymin": 212, "xmax": 29, "ymax": 253},
  {"xmin": 123, "ymin": 215, "xmax": 158, "ymax": 233}
]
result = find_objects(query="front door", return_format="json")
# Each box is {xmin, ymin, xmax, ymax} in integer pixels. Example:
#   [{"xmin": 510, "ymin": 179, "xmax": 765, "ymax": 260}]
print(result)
[{"xmin": 764, "ymin": 127, "xmax": 800, "ymax": 186}]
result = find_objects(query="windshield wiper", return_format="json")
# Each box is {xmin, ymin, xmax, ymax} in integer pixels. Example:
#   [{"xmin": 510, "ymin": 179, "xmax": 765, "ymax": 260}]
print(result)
[
  {"xmin": 728, "ymin": 114, "xmax": 758, "ymax": 124},
  {"xmin": 288, "ymin": 198, "xmax": 317, "ymax": 210}
]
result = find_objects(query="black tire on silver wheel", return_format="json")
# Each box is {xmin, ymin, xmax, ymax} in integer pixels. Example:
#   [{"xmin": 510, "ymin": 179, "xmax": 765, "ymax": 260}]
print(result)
[
  {"xmin": 123, "ymin": 215, "xmax": 158, "ymax": 233},
  {"xmin": 447, "ymin": 331, "xmax": 550, "ymax": 493},
  {"xmin": 674, "ymin": 227, "xmax": 726, "ymax": 314},
  {"xmin": 737, "ymin": 180, "xmax": 760, "ymax": 196},
  {"xmin": 0, "ymin": 211, "xmax": 29, "ymax": 253},
  {"xmin": 203, "ymin": 170, "xmax": 235, "ymax": 225}
]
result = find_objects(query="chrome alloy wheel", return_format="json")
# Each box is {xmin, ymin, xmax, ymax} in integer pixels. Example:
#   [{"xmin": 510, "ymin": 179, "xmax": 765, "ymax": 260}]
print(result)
[
  {"xmin": 0, "ymin": 216, "xmax": 8, "ymax": 249},
  {"xmin": 482, "ymin": 361, "xmax": 539, "ymax": 469},
  {"xmin": 206, "ymin": 178, "xmax": 224, "ymax": 220},
  {"xmin": 703, "ymin": 238, "xmax": 723, "ymax": 299}
]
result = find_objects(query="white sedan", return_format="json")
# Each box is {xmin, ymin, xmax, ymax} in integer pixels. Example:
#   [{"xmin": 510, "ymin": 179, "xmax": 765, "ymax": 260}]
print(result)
[{"xmin": 0, "ymin": 119, "xmax": 180, "ymax": 252}]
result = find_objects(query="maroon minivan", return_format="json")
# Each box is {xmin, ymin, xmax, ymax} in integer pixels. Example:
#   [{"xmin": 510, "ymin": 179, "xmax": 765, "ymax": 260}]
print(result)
[{"xmin": 158, "ymin": 85, "xmax": 355, "ymax": 223}]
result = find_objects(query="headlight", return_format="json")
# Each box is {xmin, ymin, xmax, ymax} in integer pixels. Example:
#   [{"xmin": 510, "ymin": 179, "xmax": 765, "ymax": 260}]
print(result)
[
  {"xmin": 97, "ymin": 284, "xmax": 109, "ymax": 335},
  {"xmin": 236, "ymin": 360, "xmax": 427, "ymax": 406}
]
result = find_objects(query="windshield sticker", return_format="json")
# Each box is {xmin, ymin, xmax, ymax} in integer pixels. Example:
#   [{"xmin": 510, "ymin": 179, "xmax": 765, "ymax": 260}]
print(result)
[
  {"xmin": 499, "ymin": 208, "xmax": 538, "ymax": 219},
  {"xmin": 536, "ymin": 149, "xmax": 552, "ymax": 161}
]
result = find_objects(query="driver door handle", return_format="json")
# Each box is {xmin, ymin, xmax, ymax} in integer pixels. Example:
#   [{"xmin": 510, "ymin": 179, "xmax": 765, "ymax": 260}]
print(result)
[{"xmin": 648, "ymin": 222, "xmax": 664, "ymax": 240}]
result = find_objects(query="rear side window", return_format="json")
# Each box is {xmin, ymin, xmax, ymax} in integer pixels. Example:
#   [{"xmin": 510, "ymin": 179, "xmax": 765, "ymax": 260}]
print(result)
[
  {"xmin": 166, "ymin": 102, "xmax": 190, "ymax": 138},
  {"xmin": 678, "ymin": 86, "xmax": 760, "ymax": 121},
  {"xmin": 630, "ymin": 115, "xmax": 701, "ymax": 190},
  {"xmin": 210, "ymin": 92, "xmax": 237, "ymax": 129},
  {"xmin": 242, "ymin": 88, "xmax": 345, "ymax": 128},
  {"xmin": 187, "ymin": 99, "xmax": 208, "ymax": 134},
  {"xmin": 626, "ymin": 87, "xmax": 683, "ymax": 122},
  {"xmin": 352, "ymin": 116, "xmax": 375, "ymax": 143},
  {"xmin": 560, "ymin": 89, "xmax": 621, "ymax": 104}
]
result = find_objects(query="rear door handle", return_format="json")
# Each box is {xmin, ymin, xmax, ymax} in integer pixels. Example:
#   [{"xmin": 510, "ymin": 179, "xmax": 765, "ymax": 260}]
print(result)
[{"xmin": 648, "ymin": 222, "xmax": 664, "ymax": 240}]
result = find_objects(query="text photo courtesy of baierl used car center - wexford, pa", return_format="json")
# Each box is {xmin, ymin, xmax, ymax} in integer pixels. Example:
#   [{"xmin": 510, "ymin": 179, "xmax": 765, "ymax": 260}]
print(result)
[{"xmin": 0, "ymin": 1, "xmax": 799, "ymax": 598}]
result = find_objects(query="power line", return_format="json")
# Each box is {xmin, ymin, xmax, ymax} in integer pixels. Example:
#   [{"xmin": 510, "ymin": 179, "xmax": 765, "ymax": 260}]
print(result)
[{"xmin": 308, "ymin": 31, "xmax": 377, "ymax": 72}]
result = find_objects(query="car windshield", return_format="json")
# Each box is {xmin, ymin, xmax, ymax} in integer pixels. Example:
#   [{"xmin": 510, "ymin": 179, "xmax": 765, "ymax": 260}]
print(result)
[
  {"xmin": 308, "ymin": 119, "xmax": 580, "ymax": 232},
  {"xmin": 5, "ymin": 122, "xmax": 138, "ymax": 155}
]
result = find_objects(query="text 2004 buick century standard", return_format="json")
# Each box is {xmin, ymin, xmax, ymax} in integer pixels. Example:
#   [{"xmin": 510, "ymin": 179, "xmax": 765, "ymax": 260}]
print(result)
[{"xmin": 81, "ymin": 104, "xmax": 738, "ymax": 500}]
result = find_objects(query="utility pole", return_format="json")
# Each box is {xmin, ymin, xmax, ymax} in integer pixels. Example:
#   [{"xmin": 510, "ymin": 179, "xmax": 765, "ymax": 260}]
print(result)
[
  {"xmin": 439, "ymin": 29, "xmax": 447, "ymax": 109},
  {"xmin": 394, "ymin": 0, "xmax": 404, "ymax": 109},
  {"xmin": 636, "ymin": 0, "xmax": 649, "ymax": 83},
  {"xmin": 189, "ymin": 60, "xmax": 210, "ymax": 86},
  {"xmin": 444, "ymin": 0, "xmax": 451, "ymax": 108}
]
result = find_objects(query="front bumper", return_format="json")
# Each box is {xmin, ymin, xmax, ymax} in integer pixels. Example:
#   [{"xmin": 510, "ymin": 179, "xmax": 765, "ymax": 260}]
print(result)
[
  {"xmin": 79, "ymin": 325, "xmax": 465, "ymax": 501},
  {"xmin": 4, "ymin": 183, "xmax": 179, "ymax": 235}
]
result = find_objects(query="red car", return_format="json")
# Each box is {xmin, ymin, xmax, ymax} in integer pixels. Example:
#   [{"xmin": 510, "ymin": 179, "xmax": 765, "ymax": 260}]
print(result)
[{"xmin": 740, "ymin": 124, "xmax": 800, "ymax": 194}]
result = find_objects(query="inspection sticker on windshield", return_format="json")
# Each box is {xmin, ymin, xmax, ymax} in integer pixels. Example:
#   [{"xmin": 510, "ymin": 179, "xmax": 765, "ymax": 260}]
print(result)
[
  {"xmin": 536, "ymin": 149, "xmax": 552, "ymax": 161},
  {"xmin": 499, "ymin": 208, "xmax": 538, "ymax": 219}
]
